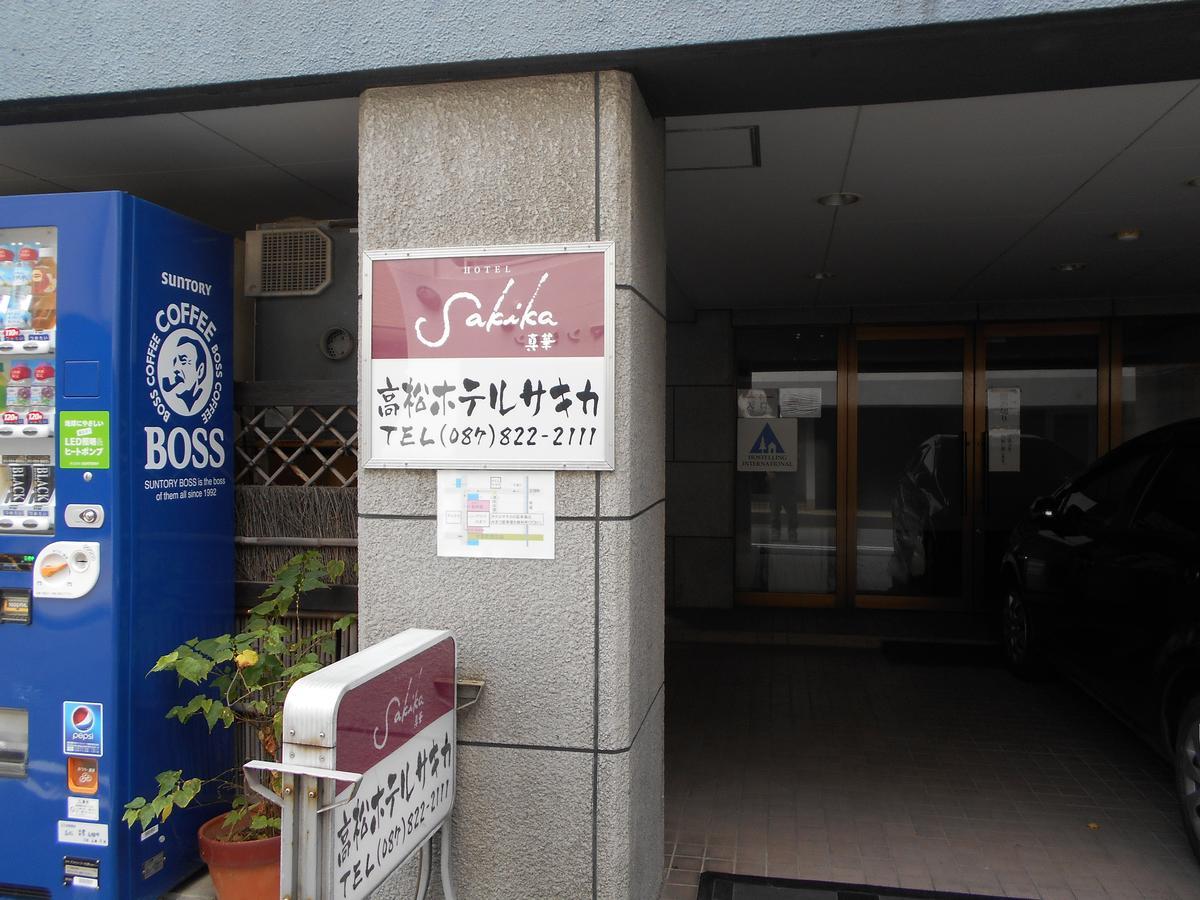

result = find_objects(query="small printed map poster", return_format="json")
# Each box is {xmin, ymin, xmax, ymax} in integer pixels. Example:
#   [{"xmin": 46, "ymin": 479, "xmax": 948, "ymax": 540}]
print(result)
[{"xmin": 436, "ymin": 470, "xmax": 554, "ymax": 559}]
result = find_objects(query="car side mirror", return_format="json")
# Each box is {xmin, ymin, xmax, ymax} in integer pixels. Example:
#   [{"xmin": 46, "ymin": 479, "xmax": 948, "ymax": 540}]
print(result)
[{"xmin": 1030, "ymin": 495, "xmax": 1057, "ymax": 520}]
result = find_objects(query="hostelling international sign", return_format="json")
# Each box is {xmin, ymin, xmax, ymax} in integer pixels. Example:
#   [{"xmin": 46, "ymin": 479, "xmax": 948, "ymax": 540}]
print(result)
[{"xmin": 362, "ymin": 243, "xmax": 615, "ymax": 469}]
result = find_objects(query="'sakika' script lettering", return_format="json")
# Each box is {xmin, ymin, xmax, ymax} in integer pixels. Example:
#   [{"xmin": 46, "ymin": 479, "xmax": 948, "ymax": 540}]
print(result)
[
  {"xmin": 372, "ymin": 672, "xmax": 427, "ymax": 749},
  {"xmin": 414, "ymin": 274, "xmax": 557, "ymax": 349}
]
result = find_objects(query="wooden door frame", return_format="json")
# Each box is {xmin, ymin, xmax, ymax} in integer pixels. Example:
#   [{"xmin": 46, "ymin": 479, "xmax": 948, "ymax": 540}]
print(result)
[{"xmin": 846, "ymin": 324, "xmax": 974, "ymax": 611}]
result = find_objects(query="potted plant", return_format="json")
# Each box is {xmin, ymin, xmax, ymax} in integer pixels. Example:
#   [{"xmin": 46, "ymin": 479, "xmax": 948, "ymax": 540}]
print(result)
[{"xmin": 123, "ymin": 551, "xmax": 354, "ymax": 900}]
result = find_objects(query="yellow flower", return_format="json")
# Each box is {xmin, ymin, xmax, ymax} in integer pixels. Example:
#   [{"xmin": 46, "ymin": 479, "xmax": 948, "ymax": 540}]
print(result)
[{"xmin": 235, "ymin": 649, "xmax": 259, "ymax": 669}]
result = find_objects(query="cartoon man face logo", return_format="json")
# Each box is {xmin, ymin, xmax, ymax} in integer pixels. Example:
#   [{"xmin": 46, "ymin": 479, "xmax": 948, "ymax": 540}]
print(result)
[{"xmin": 158, "ymin": 329, "xmax": 213, "ymax": 417}]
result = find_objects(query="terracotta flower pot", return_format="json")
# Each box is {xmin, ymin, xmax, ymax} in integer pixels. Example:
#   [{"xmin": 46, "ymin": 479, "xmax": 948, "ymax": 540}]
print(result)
[{"xmin": 197, "ymin": 813, "xmax": 281, "ymax": 900}]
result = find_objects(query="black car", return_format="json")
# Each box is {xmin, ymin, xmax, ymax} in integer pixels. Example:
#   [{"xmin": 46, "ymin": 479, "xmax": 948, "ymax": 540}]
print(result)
[
  {"xmin": 889, "ymin": 432, "xmax": 1081, "ymax": 594},
  {"xmin": 1001, "ymin": 418, "xmax": 1200, "ymax": 857}
]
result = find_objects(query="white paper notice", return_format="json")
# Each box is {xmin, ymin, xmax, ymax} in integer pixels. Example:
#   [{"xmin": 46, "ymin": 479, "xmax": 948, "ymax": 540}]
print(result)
[
  {"xmin": 58, "ymin": 821, "xmax": 108, "ymax": 846},
  {"xmin": 987, "ymin": 387, "xmax": 1021, "ymax": 473},
  {"xmin": 779, "ymin": 387, "xmax": 822, "ymax": 418},
  {"xmin": 67, "ymin": 797, "xmax": 100, "ymax": 821},
  {"xmin": 437, "ymin": 470, "xmax": 555, "ymax": 559}
]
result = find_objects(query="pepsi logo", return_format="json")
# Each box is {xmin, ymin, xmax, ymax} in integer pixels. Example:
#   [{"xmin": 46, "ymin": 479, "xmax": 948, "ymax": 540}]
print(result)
[{"xmin": 71, "ymin": 705, "xmax": 95, "ymax": 732}]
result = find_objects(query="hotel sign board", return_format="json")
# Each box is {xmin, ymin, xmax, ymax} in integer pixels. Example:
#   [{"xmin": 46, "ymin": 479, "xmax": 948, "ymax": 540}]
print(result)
[
  {"xmin": 362, "ymin": 243, "xmax": 615, "ymax": 469},
  {"xmin": 274, "ymin": 629, "xmax": 458, "ymax": 900}
]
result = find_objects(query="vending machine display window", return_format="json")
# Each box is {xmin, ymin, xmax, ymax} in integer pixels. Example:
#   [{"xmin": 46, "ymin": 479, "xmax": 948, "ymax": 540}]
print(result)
[{"xmin": 0, "ymin": 227, "xmax": 56, "ymax": 534}]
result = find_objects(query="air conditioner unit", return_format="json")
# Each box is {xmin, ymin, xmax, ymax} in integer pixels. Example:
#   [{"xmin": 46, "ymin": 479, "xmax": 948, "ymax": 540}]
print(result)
[{"xmin": 244, "ymin": 224, "xmax": 333, "ymax": 297}]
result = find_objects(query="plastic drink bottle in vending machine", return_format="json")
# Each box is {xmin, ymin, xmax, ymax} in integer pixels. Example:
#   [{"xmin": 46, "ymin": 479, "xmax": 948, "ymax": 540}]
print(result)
[
  {"xmin": 30, "ymin": 248, "xmax": 56, "ymax": 331},
  {"xmin": 0, "ymin": 248, "xmax": 13, "ymax": 306}
]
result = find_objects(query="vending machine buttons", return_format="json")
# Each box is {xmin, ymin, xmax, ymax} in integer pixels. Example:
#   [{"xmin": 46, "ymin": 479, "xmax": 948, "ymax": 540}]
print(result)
[{"xmin": 67, "ymin": 757, "xmax": 98, "ymax": 795}]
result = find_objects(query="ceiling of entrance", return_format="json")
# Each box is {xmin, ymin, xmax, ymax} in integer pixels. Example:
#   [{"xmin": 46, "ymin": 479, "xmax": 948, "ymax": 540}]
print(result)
[
  {"xmin": 667, "ymin": 79, "xmax": 1200, "ymax": 312},
  {"xmin": 1, "ymin": 79, "xmax": 1198, "ymax": 312},
  {"xmin": 0, "ymin": 100, "xmax": 359, "ymax": 232}
]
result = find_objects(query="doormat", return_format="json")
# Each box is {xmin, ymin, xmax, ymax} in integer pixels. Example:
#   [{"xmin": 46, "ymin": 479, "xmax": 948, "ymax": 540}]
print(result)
[{"xmin": 696, "ymin": 872, "xmax": 1019, "ymax": 900}]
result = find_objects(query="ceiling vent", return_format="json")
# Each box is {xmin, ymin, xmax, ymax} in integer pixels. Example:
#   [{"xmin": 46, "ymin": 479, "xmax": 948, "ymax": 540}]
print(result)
[
  {"xmin": 666, "ymin": 125, "xmax": 761, "ymax": 172},
  {"xmin": 244, "ymin": 226, "xmax": 333, "ymax": 297}
]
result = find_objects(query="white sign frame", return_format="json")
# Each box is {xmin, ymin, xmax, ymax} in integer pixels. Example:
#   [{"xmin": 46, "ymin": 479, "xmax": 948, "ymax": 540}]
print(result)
[{"xmin": 361, "ymin": 242, "xmax": 616, "ymax": 470}]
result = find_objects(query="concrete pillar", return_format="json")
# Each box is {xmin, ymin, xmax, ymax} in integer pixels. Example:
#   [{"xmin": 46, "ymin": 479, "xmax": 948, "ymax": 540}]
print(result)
[{"xmin": 358, "ymin": 71, "xmax": 665, "ymax": 900}]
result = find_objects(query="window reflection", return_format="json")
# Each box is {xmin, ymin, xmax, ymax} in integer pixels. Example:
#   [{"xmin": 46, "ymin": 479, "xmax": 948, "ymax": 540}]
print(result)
[
  {"xmin": 1121, "ymin": 317, "xmax": 1200, "ymax": 443},
  {"xmin": 734, "ymin": 328, "xmax": 838, "ymax": 596},
  {"xmin": 856, "ymin": 339, "xmax": 964, "ymax": 597}
]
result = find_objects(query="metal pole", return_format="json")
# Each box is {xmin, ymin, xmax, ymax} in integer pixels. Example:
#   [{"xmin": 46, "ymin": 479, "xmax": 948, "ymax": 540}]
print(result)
[
  {"xmin": 298, "ymin": 773, "xmax": 321, "ymax": 899},
  {"xmin": 414, "ymin": 840, "xmax": 431, "ymax": 900},
  {"xmin": 440, "ymin": 821, "xmax": 457, "ymax": 900},
  {"xmin": 233, "ymin": 536, "xmax": 359, "ymax": 547},
  {"xmin": 279, "ymin": 773, "xmax": 298, "ymax": 900}
]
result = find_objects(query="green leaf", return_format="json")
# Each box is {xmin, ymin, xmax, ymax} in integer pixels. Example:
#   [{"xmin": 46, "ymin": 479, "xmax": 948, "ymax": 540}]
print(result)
[
  {"xmin": 149, "ymin": 650, "xmax": 180, "ymax": 673},
  {"xmin": 176, "ymin": 779, "xmax": 201, "ymax": 808},
  {"xmin": 174, "ymin": 655, "xmax": 214, "ymax": 684},
  {"xmin": 155, "ymin": 770, "xmax": 183, "ymax": 792},
  {"xmin": 194, "ymin": 635, "xmax": 234, "ymax": 664},
  {"xmin": 203, "ymin": 699, "xmax": 225, "ymax": 731},
  {"xmin": 332, "ymin": 614, "xmax": 356, "ymax": 632},
  {"xmin": 166, "ymin": 694, "xmax": 215, "ymax": 725},
  {"xmin": 327, "ymin": 559, "xmax": 346, "ymax": 580}
]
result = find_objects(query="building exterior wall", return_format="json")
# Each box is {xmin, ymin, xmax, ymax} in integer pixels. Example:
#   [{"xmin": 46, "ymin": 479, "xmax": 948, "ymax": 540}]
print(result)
[
  {"xmin": 357, "ymin": 71, "xmax": 665, "ymax": 899},
  {"xmin": 2, "ymin": 1, "xmax": 1175, "ymax": 104},
  {"xmin": 666, "ymin": 311, "xmax": 736, "ymax": 609}
]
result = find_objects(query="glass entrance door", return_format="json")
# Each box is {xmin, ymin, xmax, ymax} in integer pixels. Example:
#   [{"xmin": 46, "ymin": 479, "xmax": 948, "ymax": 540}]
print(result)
[
  {"xmin": 733, "ymin": 320, "xmax": 1109, "ymax": 611},
  {"xmin": 849, "ymin": 327, "xmax": 973, "ymax": 608},
  {"xmin": 974, "ymin": 323, "xmax": 1105, "ymax": 604}
]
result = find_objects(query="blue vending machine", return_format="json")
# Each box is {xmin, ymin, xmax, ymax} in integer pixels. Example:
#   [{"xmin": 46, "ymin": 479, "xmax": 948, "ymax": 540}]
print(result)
[{"xmin": 0, "ymin": 192, "xmax": 234, "ymax": 898}]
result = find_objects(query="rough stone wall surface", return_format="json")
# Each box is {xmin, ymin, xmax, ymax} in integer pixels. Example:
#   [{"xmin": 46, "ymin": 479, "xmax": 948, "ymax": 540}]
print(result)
[
  {"xmin": 359, "ymin": 71, "xmax": 665, "ymax": 900},
  {"xmin": 4, "ymin": 1, "xmax": 1156, "ymax": 103}
]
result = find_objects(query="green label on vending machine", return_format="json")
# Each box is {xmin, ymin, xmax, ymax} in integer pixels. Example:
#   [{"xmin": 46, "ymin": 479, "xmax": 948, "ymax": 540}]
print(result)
[{"xmin": 60, "ymin": 412, "xmax": 111, "ymax": 469}]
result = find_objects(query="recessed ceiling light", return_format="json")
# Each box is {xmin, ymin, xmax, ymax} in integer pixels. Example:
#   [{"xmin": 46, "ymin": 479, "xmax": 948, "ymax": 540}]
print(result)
[
  {"xmin": 816, "ymin": 192, "xmax": 861, "ymax": 207},
  {"xmin": 810, "ymin": 271, "xmax": 836, "ymax": 280},
  {"xmin": 1113, "ymin": 228, "xmax": 1141, "ymax": 241},
  {"xmin": 1053, "ymin": 262, "xmax": 1087, "ymax": 272}
]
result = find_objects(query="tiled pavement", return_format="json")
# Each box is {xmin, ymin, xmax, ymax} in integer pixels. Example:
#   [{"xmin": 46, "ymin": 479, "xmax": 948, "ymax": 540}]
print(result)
[{"xmin": 662, "ymin": 642, "xmax": 1200, "ymax": 900}]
